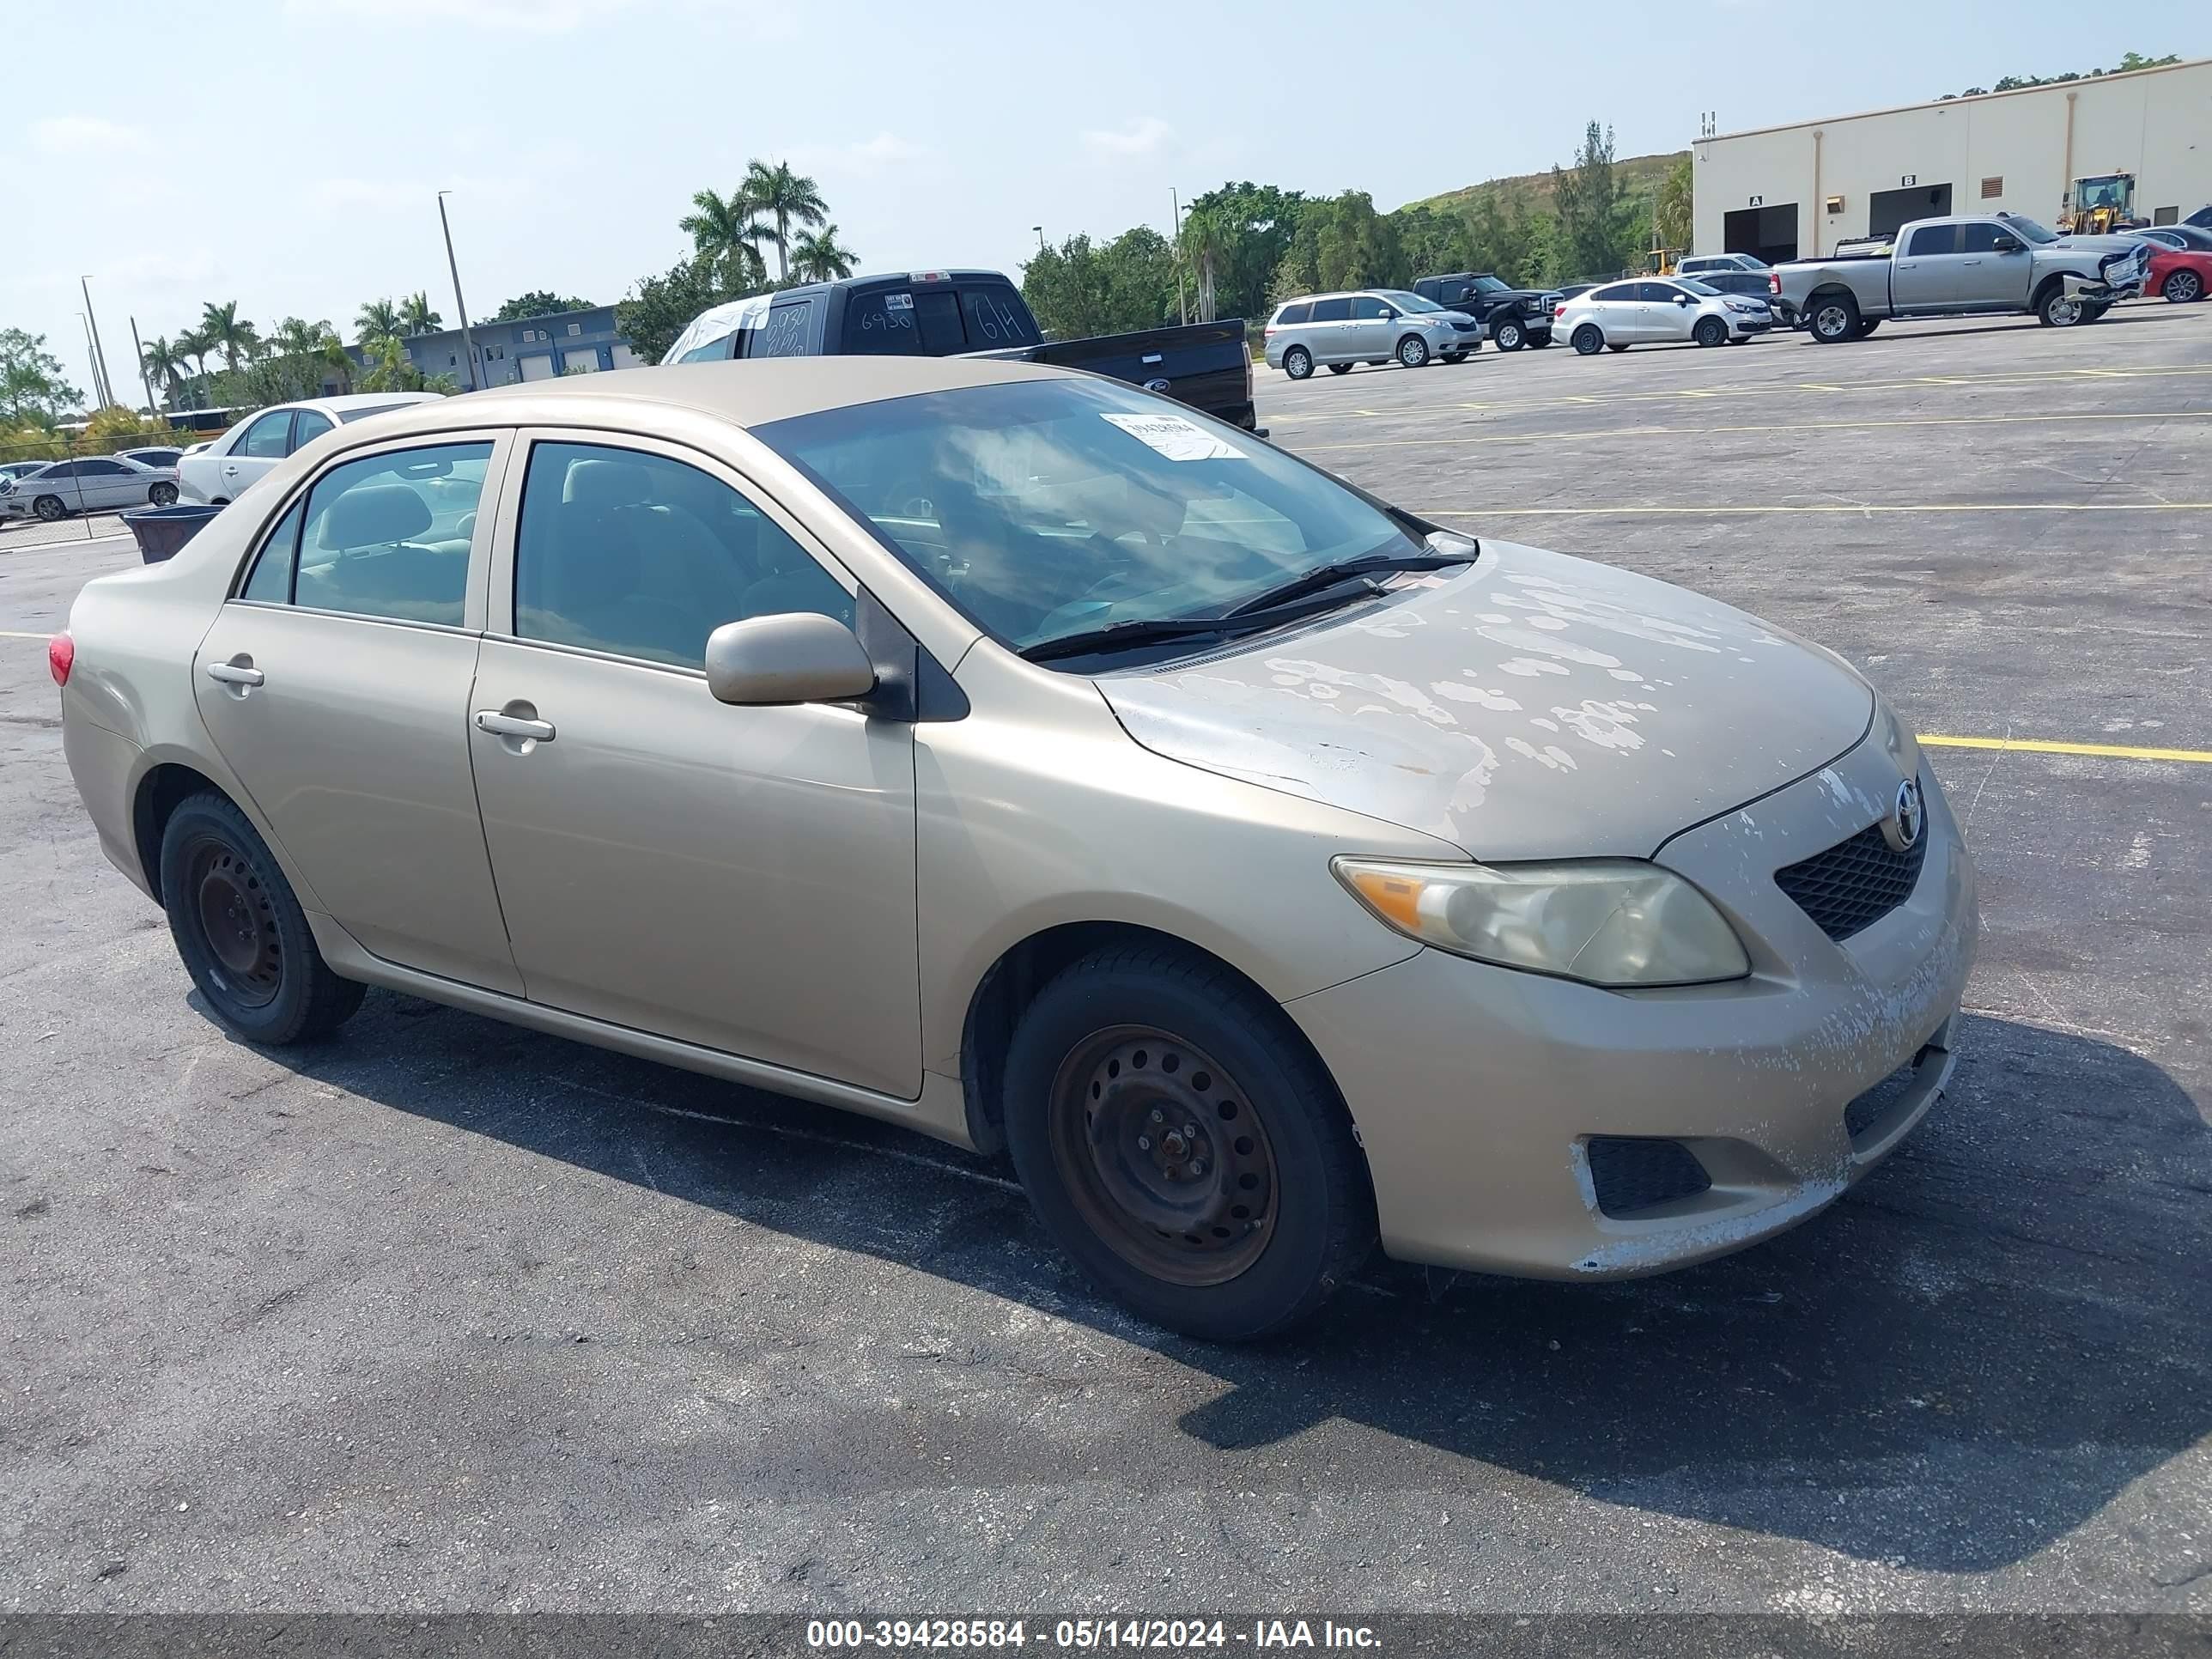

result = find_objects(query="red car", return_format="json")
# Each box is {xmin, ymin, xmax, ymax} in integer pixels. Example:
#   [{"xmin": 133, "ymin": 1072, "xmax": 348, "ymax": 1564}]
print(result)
[{"xmin": 2140, "ymin": 239, "xmax": 2211, "ymax": 304}]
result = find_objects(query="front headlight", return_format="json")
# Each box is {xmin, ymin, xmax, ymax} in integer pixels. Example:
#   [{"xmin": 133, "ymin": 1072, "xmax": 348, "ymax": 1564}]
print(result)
[
  {"xmin": 1871, "ymin": 692, "xmax": 1922, "ymax": 775},
  {"xmin": 1333, "ymin": 857, "xmax": 1751, "ymax": 988}
]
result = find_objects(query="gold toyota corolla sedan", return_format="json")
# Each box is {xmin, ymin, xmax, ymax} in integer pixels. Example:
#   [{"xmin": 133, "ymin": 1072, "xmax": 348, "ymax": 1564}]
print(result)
[{"xmin": 53, "ymin": 358, "xmax": 1976, "ymax": 1340}]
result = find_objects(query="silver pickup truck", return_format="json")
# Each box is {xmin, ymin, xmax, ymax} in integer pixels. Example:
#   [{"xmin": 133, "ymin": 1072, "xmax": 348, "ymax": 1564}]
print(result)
[{"xmin": 1772, "ymin": 212, "xmax": 2153, "ymax": 343}]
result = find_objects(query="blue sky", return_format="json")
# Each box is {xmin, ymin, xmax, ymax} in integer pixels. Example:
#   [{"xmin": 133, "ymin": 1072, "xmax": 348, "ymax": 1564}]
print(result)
[{"xmin": 6, "ymin": 0, "xmax": 2206, "ymax": 404}]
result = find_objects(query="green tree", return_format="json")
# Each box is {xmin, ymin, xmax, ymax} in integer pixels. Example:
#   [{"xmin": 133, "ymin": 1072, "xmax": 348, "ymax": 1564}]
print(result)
[
  {"xmin": 1653, "ymin": 155, "xmax": 1693, "ymax": 258},
  {"xmin": 354, "ymin": 337, "xmax": 457, "ymax": 395},
  {"xmin": 1269, "ymin": 191, "xmax": 1405, "ymax": 300},
  {"xmin": 355, "ymin": 297, "xmax": 404, "ymax": 347},
  {"xmin": 1179, "ymin": 206, "xmax": 1230, "ymax": 321},
  {"xmin": 199, "ymin": 301, "xmax": 258, "ymax": 372},
  {"xmin": 617, "ymin": 254, "xmax": 751, "ymax": 363},
  {"xmin": 1181, "ymin": 183, "xmax": 1307, "ymax": 324},
  {"xmin": 1552, "ymin": 121, "xmax": 1632, "ymax": 281},
  {"xmin": 399, "ymin": 292, "xmax": 443, "ymax": 335},
  {"xmin": 1388, "ymin": 203, "xmax": 1471, "ymax": 283},
  {"xmin": 492, "ymin": 290, "xmax": 592, "ymax": 320},
  {"xmin": 679, "ymin": 186, "xmax": 771, "ymax": 290},
  {"xmin": 1021, "ymin": 228, "xmax": 1178, "ymax": 340},
  {"xmin": 791, "ymin": 224, "xmax": 858, "ymax": 283},
  {"xmin": 0, "ymin": 328, "xmax": 82, "ymax": 425},
  {"xmin": 742, "ymin": 159, "xmax": 829, "ymax": 284}
]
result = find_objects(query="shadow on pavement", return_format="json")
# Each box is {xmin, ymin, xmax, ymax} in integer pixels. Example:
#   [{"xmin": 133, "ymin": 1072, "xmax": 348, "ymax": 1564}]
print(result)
[{"xmin": 257, "ymin": 998, "xmax": 2209, "ymax": 1576}]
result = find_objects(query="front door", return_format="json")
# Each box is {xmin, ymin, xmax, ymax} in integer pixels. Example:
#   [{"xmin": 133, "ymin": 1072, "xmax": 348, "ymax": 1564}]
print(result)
[
  {"xmin": 1955, "ymin": 221, "xmax": 2033, "ymax": 309},
  {"xmin": 191, "ymin": 434, "xmax": 521, "ymax": 993},
  {"xmin": 466, "ymin": 434, "xmax": 923, "ymax": 1097},
  {"xmin": 1892, "ymin": 222, "xmax": 1962, "ymax": 310},
  {"xmin": 71, "ymin": 458, "xmax": 138, "ymax": 509},
  {"xmin": 1637, "ymin": 282, "xmax": 1692, "ymax": 341},
  {"xmin": 222, "ymin": 408, "xmax": 295, "ymax": 499},
  {"xmin": 1346, "ymin": 294, "xmax": 1394, "ymax": 357}
]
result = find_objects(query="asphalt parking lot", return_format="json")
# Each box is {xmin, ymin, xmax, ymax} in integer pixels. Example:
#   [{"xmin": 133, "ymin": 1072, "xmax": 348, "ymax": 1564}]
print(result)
[{"xmin": 4, "ymin": 306, "xmax": 2208, "ymax": 1618}]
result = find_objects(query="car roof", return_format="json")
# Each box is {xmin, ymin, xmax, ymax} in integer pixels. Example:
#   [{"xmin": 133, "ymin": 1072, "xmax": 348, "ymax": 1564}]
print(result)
[{"xmin": 334, "ymin": 355, "xmax": 1073, "ymax": 440}]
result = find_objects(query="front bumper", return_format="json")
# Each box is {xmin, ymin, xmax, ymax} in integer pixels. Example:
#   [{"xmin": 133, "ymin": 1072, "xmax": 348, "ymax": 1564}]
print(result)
[
  {"xmin": 1285, "ymin": 732, "xmax": 1978, "ymax": 1279},
  {"xmin": 1729, "ymin": 312, "xmax": 1774, "ymax": 335}
]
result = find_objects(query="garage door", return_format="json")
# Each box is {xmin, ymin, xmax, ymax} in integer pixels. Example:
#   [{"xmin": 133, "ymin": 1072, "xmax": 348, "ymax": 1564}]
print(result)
[
  {"xmin": 518, "ymin": 353, "xmax": 556, "ymax": 381},
  {"xmin": 1870, "ymin": 184, "xmax": 1953, "ymax": 239},
  {"xmin": 1723, "ymin": 204, "xmax": 1798, "ymax": 264}
]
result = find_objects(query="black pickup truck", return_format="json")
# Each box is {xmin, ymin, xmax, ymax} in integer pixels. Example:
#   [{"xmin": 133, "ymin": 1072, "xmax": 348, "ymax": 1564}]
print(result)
[
  {"xmin": 1410, "ymin": 270, "xmax": 1562, "ymax": 350},
  {"xmin": 662, "ymin": 269, "xmax": 1259, "ymax": 431}
]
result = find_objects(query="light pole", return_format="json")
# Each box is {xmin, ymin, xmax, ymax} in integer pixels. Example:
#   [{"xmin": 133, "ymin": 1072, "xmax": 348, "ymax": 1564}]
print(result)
[
  {"xmin": 77, "ymin": 313, "xmax": 107, "ymax": 411},
  {"xmin": 1033, "ymin": 225, "xmax": 1046, "ymax": 254},
  {"xmin": 129, "ymin": 315, "xmax": 159, "ymax": 419},
  {"xmin": 80, "ymin": 276, "xmax": 115, "ymax": 410},
  {"xmin": 1170, "ymin": 189, "xmax": 1188, "ymax": 325},
  {"xmin": 436, "ymin": 191, "xmax": 482, "ymax": 392}
]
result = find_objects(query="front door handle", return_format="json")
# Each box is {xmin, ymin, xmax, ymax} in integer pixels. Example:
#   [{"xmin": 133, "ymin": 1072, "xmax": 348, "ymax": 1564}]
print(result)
[
  {"xmin": 204, "ymin": 660, "xmax": 264, "ymax": 687},
  {"xmin": 475, "ymin": 709, "xmax": 555, "ymax": 742}
]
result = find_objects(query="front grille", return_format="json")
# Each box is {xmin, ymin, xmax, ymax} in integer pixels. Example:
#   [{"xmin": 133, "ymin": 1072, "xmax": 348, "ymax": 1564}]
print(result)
[
  {"xmin": 1775, "ymin": 819, "xmax": 1927, "ymax": 942},
  {"xmin": 1585, "ymin": 1137, "xmax": 1711, "ymax": 1218}
]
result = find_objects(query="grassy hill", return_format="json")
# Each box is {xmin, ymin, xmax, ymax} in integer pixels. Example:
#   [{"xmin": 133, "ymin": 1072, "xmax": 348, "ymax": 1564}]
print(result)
[{"xmin": 1403, "ymin": 149, "xmax": 1688, "ymax": 214}]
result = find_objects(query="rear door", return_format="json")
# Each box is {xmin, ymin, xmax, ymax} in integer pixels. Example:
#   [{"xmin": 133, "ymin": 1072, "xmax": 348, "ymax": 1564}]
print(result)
[
  {"xmin": 1306, "ymin": 295, "xmax": 1352, "ymax": 360},
  {"xmin": 69, "ymin": 458, "xmax": 134, "ymax": 509},
  {"xmin": 1585, "ymin": 283, "xmax": 1641, "ymax": 340},
  {"xmin": 1893, "ymin": 223, "xmax": 1961, "ymax": 310},
  {"xmin": 191, "ymin": 433, "xmax": 522, "ymax": 993}
]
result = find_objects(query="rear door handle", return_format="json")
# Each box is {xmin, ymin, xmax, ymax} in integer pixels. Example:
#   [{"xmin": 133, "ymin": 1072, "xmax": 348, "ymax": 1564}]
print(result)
[
  {"xmin": 475, "ymin": 710, "xmax": 555, "ymax": 741},
  {"xmin": 204, "ymin": 660, "xmax": 264, "ymax": 686}
]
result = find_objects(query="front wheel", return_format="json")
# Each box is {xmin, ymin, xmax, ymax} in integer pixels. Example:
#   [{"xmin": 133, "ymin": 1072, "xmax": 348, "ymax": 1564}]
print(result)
[
  {"xmin": 1571, "ymin": 325, "xmax": 1604, "ymax": 356},
  {"xmin": 159, "ymin": 792, "xmax": 366, "ymax": 1045},
  {"xmin": 33, "ymin": 495, "xmax": 67, "ymax": 522},
  {"xmin": 149, "ymin": 482, "xmax": 179, "ymax": 506},
  {"xmin": 1606, "ymin": 343, "xmax": 1631, "ymax": 353},
  {"xmin": 1692, "ymin": 315, "xmax": 1729, "ymax": 347},
  {"xmin": 1493, "ymin": 318, "xmax": 1526, "ymax": 351},
  {"xmin": 1003, "ymin": 945, "xmax": 1376, "ymax": 1341},
  {"xmin": 1282, "ymin": 346, "xmax": 1314, "ymax": 380},
  {"xmin": 2039, "ymin": 287, "xmax": 2085, "ymax": 327},
  {"xmin": 2165, "ymin": 270, "xmax": 2204, "ymax": 304},
  {"xmin": 1396, "ymin": 334, "xmax": 1431, "ymax": 368},
  {"xmin": 1808, "ymin": 294, "xmax": 1861, "ymax": 343}
]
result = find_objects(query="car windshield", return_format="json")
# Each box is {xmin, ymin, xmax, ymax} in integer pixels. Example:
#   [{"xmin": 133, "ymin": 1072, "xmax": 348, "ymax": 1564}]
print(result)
[
  {"xmin": 1725, "ymin": 255, "xmax": 1768, "ymax": 270},
  {"xmin": 1470, "ymin": 276, "xmax": 1512, "ymax": 294},
  {"xmin": 1998, "ymin": 214, "xmax": 2058, "ymax": 244},
  {"xmin": 757, "ymin": 377, "xmax": 1427, "ymax": 661},
  {"xmin": 1677, "ymin": 278, "xmax": 1721, "ymax": 295},
  {"xmin": 1377, "ymin": 291, "xmax": 1443, "ymax": 313}
]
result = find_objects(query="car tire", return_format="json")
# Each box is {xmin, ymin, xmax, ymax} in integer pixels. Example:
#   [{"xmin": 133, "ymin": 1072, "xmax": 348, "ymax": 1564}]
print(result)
[
  {"xmin": 1001, "ymin": 943, "xmax": 1376, "ymax": 1341},
  {"xmin": 33, "ymin": 495, "xmax": 67, "ymax": 522},
  {"xmin": 2038, "ymin": 285, "xmax": 2085, "ymax": 327},
  {"xmin": 1283, "ymin": 346, "xmax": 1314, "ymax": 380},
  {"xmin": 1327, "ymin": 362, "xmax": 1353, "ymax": 375},
  {"xmin": 1606, "ymin": 343, "xmax": 1631, "ymax": 353},
  {"xmin": 1808, "ymin": 293, "xmax": 1861, "ymax": 343},
  {"xmin": 1396, "ymin": 334, "xmax": 1431, "ymax": 368},
  {"xmin": 1441, "ymin": 352, "xmax": 1466, "ymax": 364},
  {"xmin": 1527, "ymin": 333, "xmax": 1552, "ymax": 349},
  {"xmin": 149, "ymin": 482, "xmax": 179, "ymax": 506},
  {"xmin": 1855, "ymin": 318, "xmax": 1881, "ymax": 337},
  {"xmin": 2164, "ymin": 270, "xmax": 2204, "ymax": 304},
  {"xmin": 1494, "ymin": 318, "xmax": 1526, "ymax": 351},
  {"xmin": 1725, "ymin": 335, "xmax": 1751, "ymax": 343},
  {"xmin": 1571, "ymin": 325, "xmax": 1604, "ymax": 356},
  {"xmin": 159, "ymin": 792, "xmax": 367, "ymax": 1046},
  {"xmin": 1693, "ymin": 315, "xmax": 1729, "ymax": 347}
]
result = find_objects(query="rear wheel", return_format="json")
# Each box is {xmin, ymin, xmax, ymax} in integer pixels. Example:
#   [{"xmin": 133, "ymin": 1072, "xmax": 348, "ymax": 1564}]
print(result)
[
  {"xmin": 1808, "ymin": 292, "xmax": 1861, "ymax": 343},
  {"xmin": 1396, "ymin": 334, "xmax": 1431, "ymax": 368},
  {"xmin": 1327, "ymin": 362, "xmax": 1353, "ymax": 375},
  {"xmin": 2165, "ymin": 270, "xmax": 2204, "ymax": 303},
  {"xmin": 159, "ymin": 793, "xmax": 366, "ymax": 1045},
  {"xmin": 1493, "ymin": 317, "xmax": 1526, "ymax": 351},
  {"xmin": 1283, "ymin": 345, "xmax": 1314, "ymax": 380},
  {"xmin": 1855, "ymin": 317, "xmax": 1881, "ymax": 337},
  {"xmin": 1571, "ymin": 325, "xmax": 1604, "ymax": 356},
  {"xmin": 1692, "ymin": 315, "xmax": 1729, "ymax": 347},
  {"xmin": 149, "ymin": 482, "xmax": 179, "ymax": 506},
  {"xmin": 1003, "ymin": 945, "xmax": 1375, "ymax": 1341}
]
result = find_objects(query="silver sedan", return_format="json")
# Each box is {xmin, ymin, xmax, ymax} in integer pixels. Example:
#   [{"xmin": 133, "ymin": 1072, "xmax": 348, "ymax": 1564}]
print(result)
[{"xmin": 0, "ymin": 453, "xmax": 179, "ymax": 521}]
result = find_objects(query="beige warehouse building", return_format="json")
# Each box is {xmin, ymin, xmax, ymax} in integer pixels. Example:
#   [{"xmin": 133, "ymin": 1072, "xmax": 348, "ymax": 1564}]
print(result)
[{"xmin": 1692, "ymin": 56, "xmax": 2212, "ymax": 264}]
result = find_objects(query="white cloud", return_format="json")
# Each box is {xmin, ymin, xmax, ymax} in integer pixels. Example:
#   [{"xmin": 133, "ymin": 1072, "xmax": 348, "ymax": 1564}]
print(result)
[
  {"xmin": 30, "ymin": 116, "xmax": 148, "ymax": 155},
  {"xmin": 1081, "ymin": 117, "xmax": 1172, "ymax": 158},
  {"xmin": 787, "ymin": 132, "xmax": 933, "ymax": 176}
]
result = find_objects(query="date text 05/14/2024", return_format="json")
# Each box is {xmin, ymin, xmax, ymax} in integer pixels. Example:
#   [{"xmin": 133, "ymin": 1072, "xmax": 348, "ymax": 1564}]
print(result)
[{"xmin": 805, "ymin": 1620, "xmax": 1383, "ymax": 1650}]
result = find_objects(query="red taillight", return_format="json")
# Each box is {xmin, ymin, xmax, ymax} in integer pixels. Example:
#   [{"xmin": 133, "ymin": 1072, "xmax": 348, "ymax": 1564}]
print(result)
[
  {"xmin": 48, "ymin": 631, "xmax": 73, "ymax": 687},
  {"xmin": 1768, "ymin": 272, "xmax": 1781, "ymax": 294},
  {"xmin": 1263, "ymin": 324, "xmax": 1278, "ymax": 336},
  {"xmin": 1553, "ymin": 303, "xmax": 1566, "ymax": 318}
]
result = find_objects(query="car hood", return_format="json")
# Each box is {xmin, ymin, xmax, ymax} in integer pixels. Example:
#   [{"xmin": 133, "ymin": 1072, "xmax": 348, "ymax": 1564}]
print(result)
[{"xmin": 1095, "ymin": 541, "xmax": 1875, "ymax": 860}]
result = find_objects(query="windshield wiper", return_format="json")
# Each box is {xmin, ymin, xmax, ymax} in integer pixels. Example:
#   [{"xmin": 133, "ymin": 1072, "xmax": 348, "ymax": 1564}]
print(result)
[
  {"xmin": 1223, "ymin": 547, "xmax": 1474, "ymax": 617},
  {"xmin": 1019, "ymin": 611, "xmax": 1279, "ymax": 665}
]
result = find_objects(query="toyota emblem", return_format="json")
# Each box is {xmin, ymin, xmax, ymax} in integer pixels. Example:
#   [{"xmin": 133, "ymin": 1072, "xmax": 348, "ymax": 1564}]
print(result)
[{"xmin": 1884, "ymin": 777, "xmax": 1924, "ymax": 853}]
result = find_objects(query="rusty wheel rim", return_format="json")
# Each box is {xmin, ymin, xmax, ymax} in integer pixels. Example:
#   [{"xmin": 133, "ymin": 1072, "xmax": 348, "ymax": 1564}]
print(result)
[
  {"xmin": 186, "ymin": 836, "xmax": 283, "ymax": 1009},
  {"xmin": 1048, "ymin": 1024, "xmax": 1278, "ymax": 1287}
]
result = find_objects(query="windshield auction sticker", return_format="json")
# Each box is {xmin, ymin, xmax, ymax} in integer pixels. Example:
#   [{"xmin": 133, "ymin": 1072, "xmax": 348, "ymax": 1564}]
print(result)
[{"xmin": 1100, "ymin": 412, "xmax": 1243, "ymax": 461}]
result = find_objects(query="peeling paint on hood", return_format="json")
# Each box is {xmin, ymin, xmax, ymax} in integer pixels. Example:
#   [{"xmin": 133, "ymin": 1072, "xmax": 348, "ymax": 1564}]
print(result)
[{"xmin": 1096, "ymin": 539, "xmax": 1874, "ymax": 860}]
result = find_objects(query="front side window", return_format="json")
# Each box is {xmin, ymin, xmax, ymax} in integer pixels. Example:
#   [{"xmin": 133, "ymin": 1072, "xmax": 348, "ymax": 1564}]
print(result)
[
  {"xmin": 284, "ymin": 442, "xmax": 492, "ymax": 624},
  {"xmin": 291, "ymin": 410, "xmax": 335, "ymax": 448},
  {"xmin": 1349, "ymin": 295, "xmax": 1389, "ymax": 320},
  {"xmin": 240, "ymin": 410, "xmax": 294, "ymax": 459},
  {"xmin": 757, "ymin": 377, "xmax": 1423, "ymax": 659},
  {"xmin": 1960, "ymin": 222, "xmax": 2009, "ymax": 253},
  {"xmin": 1470, "ymin": 276, "xmax": 1512, "ymax": 294},
  {"xmin": 511, "ymin": 442, "xmax": 852, "ymax": 670}
]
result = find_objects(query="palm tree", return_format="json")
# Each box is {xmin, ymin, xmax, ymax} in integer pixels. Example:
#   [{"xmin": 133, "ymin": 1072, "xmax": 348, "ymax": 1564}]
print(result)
[
  {"xmin": 1180, "ymin": 208, "xmax": 1226, "ymax": 323},
  {"xmin": 399, "ymin": 291, "xmax": 443, "ymax": 335},
  {"xmin": 679, "ymin": 186, "xmax": 770, "ymax": 291},
  {"xmin": 139, "ymin": 335, "xmax": 187, "ymax": 407},
  {"xmin": 741, "ymin": 159, "xmax": 828, "ymax": 283},
  {"xmin": 199, "ymin": 301, "xmax": 258, "ymax": 372},
  {"xmin": 790, "ymin": 225, "xmax": 858, "ymax": 284},
  {"xmin": 356, "ymin": 297, "xmax": 403, "ymax": 347},
  {"xmin": 174, "ymin": 325, "xmax": 216, "ymax": 408}
]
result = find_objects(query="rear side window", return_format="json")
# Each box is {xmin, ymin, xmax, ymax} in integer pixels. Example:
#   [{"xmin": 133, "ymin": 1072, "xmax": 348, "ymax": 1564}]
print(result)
[
  {"xmin": 510, "ymin": 441, "xmax": 851, "ymax": 668},
  {"xmin": 1310, "ymin": 297, "xmax": 1351, "ymax": 322},
  {"xmin": 842, "ymin": 289, "xmax": 924, "ymax": 355},
  {"xmin": 1592, "ymin": 283, "xmax": 1637, "ymax": 303},
  {"xmin": 288, "ymin": 442, "xmax": 492, "ymax": 625},
  {"xmin": 1273, "ymin": 301, "xmax": 1311, "ymax": 325},
  {"xmin": 240, "ymin": 501, "xmax": 306, "ymax": 603},
  {"xmin": 1905, "ymin": 224, "xmax": 1958, "ymax": 256},
  {"xmin": 754, "ymin": 300, "xmax": 816, "ymax": 357},
  {"xmin": 291, "ymin": 410, "xmax": 335, "ymax": 449}
]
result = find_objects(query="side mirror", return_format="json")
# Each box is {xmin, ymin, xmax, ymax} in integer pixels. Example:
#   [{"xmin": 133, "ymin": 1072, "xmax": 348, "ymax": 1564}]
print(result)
[
  {"xmin": 1378, "ymin": 307, "xmax": 1398, "ymax": 319},
  {"xmin": 1991, "ymin": 235, "xmax": 2021, "ymax": 252},
  {"xmin": 705, "ymin": 611, "xmax": 876, "ymax": 707},
  {"xmin": 1675, "ymin": 294, "xmax": 1694, "ymax": 305}
]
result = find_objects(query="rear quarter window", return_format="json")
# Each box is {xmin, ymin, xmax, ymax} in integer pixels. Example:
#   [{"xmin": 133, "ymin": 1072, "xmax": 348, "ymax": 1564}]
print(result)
[
  {"xmin": 959, "ymin": 287, "xmax": 1038, "ymax": 348},
  {"xmin": 1273, "ymin": 302, "xmax": 1311, "ymax": 325}
]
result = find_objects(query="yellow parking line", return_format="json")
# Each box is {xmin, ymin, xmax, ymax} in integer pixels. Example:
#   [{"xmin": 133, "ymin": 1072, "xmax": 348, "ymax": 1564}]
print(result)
[
  {"xmin": 1304, "ymin": 407, "xmax": 2212, "ymax": 452},
  {"xmin": 1430, "ymin": 501, "xmax": 2212, "ymax": 516},
  {"xmin": 1920, "ymin": 734, "xmax": 2212, "ymax": 764}
]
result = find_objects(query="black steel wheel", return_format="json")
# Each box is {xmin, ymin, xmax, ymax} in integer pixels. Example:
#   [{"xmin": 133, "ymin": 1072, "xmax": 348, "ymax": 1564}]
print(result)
[
  {"xmin": 1571, "ymin": 325, "xmax": 1603, "ymax": 355},
  {"xmin": 1003, "ymin": 945, "xmax": 1375, "ymax": 1340},
  {"xmin": 1693, "ymin": 315, "xmax": 1728, "ymax": 347},
  {"xmin": 159, "ymin": 792, "xmax": 365, "ymax": 1044}
]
